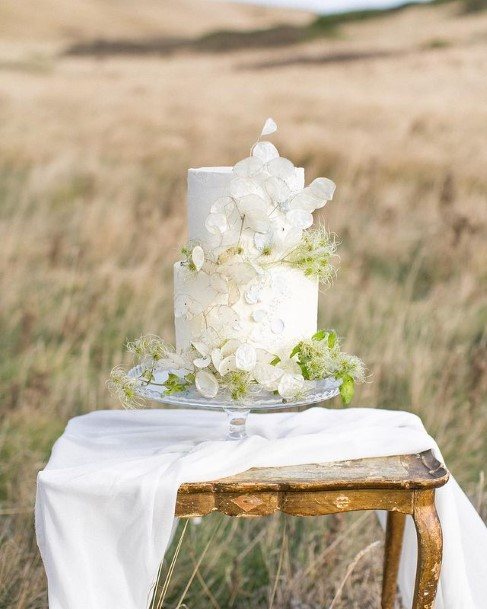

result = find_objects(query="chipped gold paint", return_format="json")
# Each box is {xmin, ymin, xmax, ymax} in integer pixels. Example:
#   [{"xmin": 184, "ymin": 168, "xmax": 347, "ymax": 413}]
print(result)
[{"xmin": 174, "ymin": 451, "xmax": 447, "ymax": 609}]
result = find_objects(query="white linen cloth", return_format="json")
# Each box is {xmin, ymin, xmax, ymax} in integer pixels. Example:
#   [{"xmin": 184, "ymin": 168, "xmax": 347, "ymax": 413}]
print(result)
[{"xmin": 35, "ymin": 407, "xmax": 487, "ymax": 609}]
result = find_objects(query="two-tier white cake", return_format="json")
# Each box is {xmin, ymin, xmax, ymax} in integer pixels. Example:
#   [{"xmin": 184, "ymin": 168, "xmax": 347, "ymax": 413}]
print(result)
[{"xmin": 111, "ymin": 119, "xmax": 364, "ymax": 406}]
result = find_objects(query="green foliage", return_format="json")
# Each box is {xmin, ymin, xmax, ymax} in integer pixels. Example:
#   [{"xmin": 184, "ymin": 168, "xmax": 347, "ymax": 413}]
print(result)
[
  {"xmin": 287, "ymin": 226, "xmax": 338, "ymax": 286},
  {"xmin": 223, "ymin": 371, "xmax": 252, "ymax": 400},
  {"xmin": 163, "ymin": 372, "xmax": 190, "ymax": 395},
  {"xmin": 290, "ymin": 330, "xmax": 364, "ymax": 405},
  {"xmin": 338, "ymin": 374, "xmax": 355, "ymax": 405}
]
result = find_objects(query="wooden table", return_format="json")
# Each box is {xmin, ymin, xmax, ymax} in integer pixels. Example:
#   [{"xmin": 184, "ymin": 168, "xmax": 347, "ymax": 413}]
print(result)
[{"xmin": 176, "ymin": 450, "xmax": 449, "ymax": 609}]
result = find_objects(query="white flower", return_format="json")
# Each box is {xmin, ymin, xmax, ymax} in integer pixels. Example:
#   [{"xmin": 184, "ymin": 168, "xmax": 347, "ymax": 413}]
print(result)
[
  {"xmin": 235, "ymin": 344, "xmax": 257, "ymax": 372},
  {"xmin": 286, "ymin": 208, "xmax": 313, "ymax": 229},
  {"xmin": 278, "ymin": 373, "xmax": 305, "ymax": 399},
  {"xmin": 252, "ymin": 141, "xmax": 279, "ymax": 162},
  {"xmin": 309, "ymin": 177, "xmax": 335, "ymax": 206},
  {"xmin": 191, "ymin": 246, "xmax": 205, "ymax": 271},
  {"xmin": 287, "ymin": 190, "xmax": 320, "ymax": 212},
  {"xmin": 266, "ymin": 157, "xmax": 295, "ymax": 181},
  {"xmin": 222, "ymin": 261, "xmax": 256, "ymax": 285},
  {"xmin": 193, "ymin": 356, "xmax": 211, "ymax": 368},
  {"xmin": 260, "ymin": 117, "xmax": 277, "ymax": 136},
  {"xmin": 211, "ymin": 348, "xmax": 222, "ymax": 370},
  {"xmin": 174, "ymin": 295, "xmax": 204, "ymax": 319},
  {"xmin": 253, "ymin": 363, "xmax": 283, "ymax": 390},
  {"xmin": 195, "ymin": 370, "xmax": 219, "ymax": 398},
  {"xmin": 205, "ymin": 212, "xmax": 228, "ymax": 235},
  {"xmin": 210, "ymin": 274, "xmax": 228, "ymax": 293},
  {"xmin": 233, "ymin": 156, "xmax": 264, "ymax": 178},
  {"xmin": 230, "ymin": 177, "xmax": 266, "ymax": 200},
  {"xmin": 205, "ymin": 197, "xmax": 240, "ymax": 236},
  {"xmin": 157, "ymin": 351, "xmax": 195, "ymax": 373},
  {"xmin": 244, "ymin": 283, "xmax": 263, "ymax": 304},
  {"xmin": 254, "ymin": 231, "xmax": 274, "ymax": 253},
  {"xmin": 228, "ymin": 282, "xmax": 240, "ymax": 306},
  {"xmin": 238, "ymin": 194, "xmax": 270, "ymax": 233},
  {"xmin": 218, "ymin": 355, "xmax": 237, "ymax": 375},
  {"xmin": 207, "ymin": 305, "xmax": 240, "ymax": 333},
  {"xmin": 287, "ymin": 177, "xmax": 335, "ymax": 213},
  {"xmin": 265, "ymin": 176, "xmax": 291, "ymax": 206},
  {"xmin": 252, "ymin": 309, "xmax": 268, "ymax": 322},
  {"xmin": 270, "ymin": 318, "xmax": 285, "ymax": 334}
]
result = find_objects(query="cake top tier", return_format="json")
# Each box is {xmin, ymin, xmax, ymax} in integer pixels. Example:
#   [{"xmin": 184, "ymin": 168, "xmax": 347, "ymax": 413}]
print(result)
[{"xmin": 187, "ymin": 166, "xmax": 305, "ymax": 246}]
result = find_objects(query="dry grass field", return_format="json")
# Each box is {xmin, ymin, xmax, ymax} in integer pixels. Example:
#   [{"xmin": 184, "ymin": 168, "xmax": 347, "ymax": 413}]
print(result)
[{"xmin": 0, "ymin": 1, "xmax": 486, "ymax": 607}]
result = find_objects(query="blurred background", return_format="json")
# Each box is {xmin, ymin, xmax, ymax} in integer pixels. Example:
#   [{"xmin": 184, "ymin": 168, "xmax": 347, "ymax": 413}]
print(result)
[{"xmin": 0, "ymin": 0, "xmax": 486, "ymax": 607}]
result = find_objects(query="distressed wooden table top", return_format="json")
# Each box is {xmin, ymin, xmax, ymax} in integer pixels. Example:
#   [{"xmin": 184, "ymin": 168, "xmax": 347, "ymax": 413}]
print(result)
[{"xmin": 178, "ymin": 450, "xmax": 448, "ymax": 495}]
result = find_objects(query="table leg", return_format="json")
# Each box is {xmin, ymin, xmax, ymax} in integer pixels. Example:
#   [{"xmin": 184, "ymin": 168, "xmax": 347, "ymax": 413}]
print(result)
[
  {"xmin": 412, "ymin": 490, "xmax": 442, "ymax": 609},
  {"xmin": 381, "ymin": 510, "xmax": 406, "ymax": 609}
]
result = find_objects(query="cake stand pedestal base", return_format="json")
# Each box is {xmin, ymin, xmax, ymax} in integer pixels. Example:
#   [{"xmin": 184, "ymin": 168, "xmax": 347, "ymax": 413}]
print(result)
[
  {"xmin": 128, "ymin": 365, "xmax": 342, "ymax": 440},
  {"xmin": 224, "ymin": 408, "xmax": 251, "ymax": 440}
]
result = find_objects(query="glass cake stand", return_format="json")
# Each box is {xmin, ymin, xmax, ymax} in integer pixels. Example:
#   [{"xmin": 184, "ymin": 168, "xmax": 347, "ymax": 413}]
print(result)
[{"xmin": 128, "ymin": 365, "xmax": 341, "ymax": 440}]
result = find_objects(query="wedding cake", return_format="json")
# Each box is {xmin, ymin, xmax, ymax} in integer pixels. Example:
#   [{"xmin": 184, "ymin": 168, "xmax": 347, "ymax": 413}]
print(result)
[{"xmin": 110, "ymin": 120, "xmax": 364, "ymax": 406}]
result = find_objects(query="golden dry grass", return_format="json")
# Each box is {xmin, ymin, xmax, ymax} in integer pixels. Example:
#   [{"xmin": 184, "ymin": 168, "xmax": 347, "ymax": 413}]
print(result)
[{"xmin": 0, "ymin": 1, "xmax": 486, "ymax": 607}]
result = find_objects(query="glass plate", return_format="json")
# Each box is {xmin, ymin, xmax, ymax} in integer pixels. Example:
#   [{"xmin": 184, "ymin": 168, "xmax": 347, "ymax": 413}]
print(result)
[{"xmin": 128, "ymin": 365, "xmax": 341, "ymax": 439}]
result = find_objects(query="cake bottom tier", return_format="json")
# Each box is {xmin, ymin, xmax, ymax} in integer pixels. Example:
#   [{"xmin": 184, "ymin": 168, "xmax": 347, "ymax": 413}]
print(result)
[{"xmin": 174, "ymin": 262, "xmax": 318, "ymax": 358}]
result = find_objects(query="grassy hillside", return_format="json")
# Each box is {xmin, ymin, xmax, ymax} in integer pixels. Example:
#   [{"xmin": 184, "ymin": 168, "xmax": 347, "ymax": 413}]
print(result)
[{"xmin": 0, "ymin": 1, "xmax": 486, "ymax": 607}]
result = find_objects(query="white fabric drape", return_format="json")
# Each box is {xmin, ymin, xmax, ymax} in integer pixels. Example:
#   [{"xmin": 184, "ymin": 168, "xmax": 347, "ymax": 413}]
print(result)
[{"xmin": 35, "ymin": 407, "xmax": 487, "ymax": 609}]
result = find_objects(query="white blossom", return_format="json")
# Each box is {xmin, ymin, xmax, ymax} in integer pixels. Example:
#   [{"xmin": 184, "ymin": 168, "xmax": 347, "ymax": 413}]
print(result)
[
  {"xmin": 252, "ymin": 141, "xmax": 279, "ymax": 162},
  {"xmin": 260, "ymin": 117, "xmax": 277, "ymax": 137},
  {"xmin": 195, "ymin": 370, "xmax": 219, "ymax": 398},
  {"xmin": 235, "ymin": 344, "xmax": 257, "ymax": 372},
  {"xmin": 278, "ymin": 373, "xmax": 305, "ymax": 399},
  {"xmin": 191, "ymin": 246, "xmax": 205, "ymax": 271}
]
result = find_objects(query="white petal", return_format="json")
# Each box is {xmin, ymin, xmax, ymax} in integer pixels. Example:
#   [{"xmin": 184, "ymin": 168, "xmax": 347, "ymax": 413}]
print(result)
[
  {"xmin": 278, "ymin": 373, "xmax": 305, "ymax": 399},
  {"xmin": 244, "ymin": 284, "xmax": 262, "ymax": 304},
  {"xmin": 187, "ymin": 298, "xmax": 204, "ymax": 316},
  {"xmin": 205, "ymin": 212, "xmax": 228, "ymax": 235},
  {"xmin": 235, "ymin": 344, "xmax": 257, "ymax": 372},
  {"xmin": 286, "ymin": 209, "xmax": 313, "ymax": 229},
  {"xmin": 267, "ymin": 157, "xmax": 295, "ymax": 181},
  {"xmin": 233, "ymin": 156, "xmax": 264, "ymax": 178},
  {"xmin": 230, "ymin": 177, "xmax": 264, "ymax": 199},
  {"xmin": 287, "ymin": 190, "xmax": 320, "ymax": 212},
  {"xmin": 220, "ymin": 339, "xmax": 240, "ymax": 357},
  {"xmin": 193, "ymin": 356, "xmax": 211, "ymax": 368},
  {"xmin": 309, "ymin": 177, "xmax": 336, "ymax": 201},
  {"xmin": 218, "ymin": 355, "xmax": 237, "ymax": 375},
  {"xmin": 239, "ymin": 194, "xmax": 270, "ymax": 233},
  {"xmin": 195, "ymin": 370, "xmax": 219, "ymax": 398},
  {"xmin": 252, "ymin": 309, "xmax": 268, "ymax": 322},
  {"xmin": 211, "ymin": 348, "xmax": 222, "ymax": 370},
  {"xmin": 192, "ymin": 341, "xmax": 210, "ymax": 357},
  {"xmin": 271, "ymin": 318, "xmax": 285, "ymax": 334},
  {"xmin": 225, "ymin": 261, "xmax": 256, "ymax": 284},
  {"xmin": 261, "ymin": 117, "xmax": 277, "ymax": 136},
  {"xmin": 253, "ymin": 363, "xmax": 283, "ymax": 389},
  {"xmin": 252, "ymin": 141, "xmax": 279, "ymax": 163},
  {"xmin": 191, "ymin": 246, "xmax": 205, "ymax": 271},
  {"xmin": 211, "ymin": 196, "xmax": 237, "ymax": 215},
  {"xmin": 265, "ymin": 176, "xmax": 291, "ymax": 204},
  {"xmin": 207, "ymin": 305, "xmax": 240, "ymax": 331},
  {"xmin": 238, "ymin": 194, "xmax": 267, "ymax": 215},
  {"xmin": 228, "ymin": 283, "xmax": 240, "ymax": 306},
  {"xmin": 254, "ymin": 231, "xmax": 273, "ymax": 252},
  {"xmin": 210, "ymin": 274, "xmax": 228, "ymax": 293}
]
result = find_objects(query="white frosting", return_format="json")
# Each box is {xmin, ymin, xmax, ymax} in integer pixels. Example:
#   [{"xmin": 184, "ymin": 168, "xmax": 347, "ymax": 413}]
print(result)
[
  {"xmin": 187, "ymin": 166, "xmax": 305, "ymax": 247},
  {"xmin": 175, "ymin": 163, "xmax": 318, "ymax": 356},
  {"xmin": 174, "ymin": 261, "xmax": 318, "ymax": 356}
]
